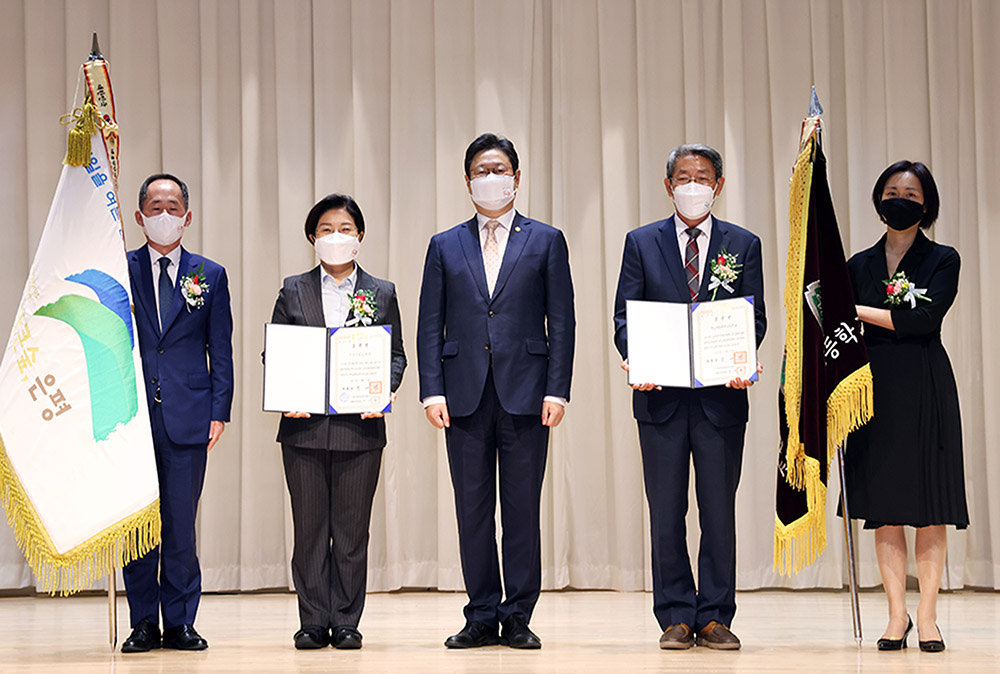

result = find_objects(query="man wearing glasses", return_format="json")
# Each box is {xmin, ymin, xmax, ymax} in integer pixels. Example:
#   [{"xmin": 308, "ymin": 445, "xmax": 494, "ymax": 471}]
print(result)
[
  {"xmin": 612, "ymin": 144, "xmax": 766, "ymax": 651},
  {"xmin": 417, "ymin": 133, "xmax": 575, "ymax": 650}
]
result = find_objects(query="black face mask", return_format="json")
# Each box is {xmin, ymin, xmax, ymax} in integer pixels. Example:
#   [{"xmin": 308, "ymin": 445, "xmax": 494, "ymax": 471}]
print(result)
[{"xmin": 878, "ymin": 197, "xmax": 924, "ymax": 230}]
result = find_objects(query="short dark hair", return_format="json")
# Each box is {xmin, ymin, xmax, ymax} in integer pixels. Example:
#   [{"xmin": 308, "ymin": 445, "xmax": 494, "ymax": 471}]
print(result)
[
  {"xmin": 138, "ymin": 173, "xmax": 189, "ymax": 211},
  {"xmin": 665, "ymin": 144, "xmax": 724, "ymax": 181},
  {"xmin": 871, "ymin": 160, "xmax": 940, "ymax": 229},
  {"xmin": 464, "ymin": 133, "xmax": 519, "ymax": 177},
  {"xmin": 304, "ymin": 194, "xmax": 365, "ymax": 242}
]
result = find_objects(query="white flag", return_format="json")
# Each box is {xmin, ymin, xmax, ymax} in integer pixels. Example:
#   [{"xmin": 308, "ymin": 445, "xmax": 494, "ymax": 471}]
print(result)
[{"xmin": 0, "ymin": 89, "xmax": 159, "ymax": 594}]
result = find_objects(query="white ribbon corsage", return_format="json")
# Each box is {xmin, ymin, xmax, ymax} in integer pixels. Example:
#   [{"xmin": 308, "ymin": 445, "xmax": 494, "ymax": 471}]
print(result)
[
  {"xmin": 707, "ymin": 249, "xmax": 742, "ymax": 300},
  {"xmin": 180, "ymin": 264, "xmax": 209, "ymax": 311},
  {"xmin": 883, "ymin": 271, "xmax": 930, "ymax": 308}
]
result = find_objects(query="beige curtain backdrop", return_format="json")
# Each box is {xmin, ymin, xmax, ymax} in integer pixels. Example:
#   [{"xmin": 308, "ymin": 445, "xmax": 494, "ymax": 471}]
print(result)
[{"xmin": 1, "ymin": 0, "xmax": 998, "ymax": 595}]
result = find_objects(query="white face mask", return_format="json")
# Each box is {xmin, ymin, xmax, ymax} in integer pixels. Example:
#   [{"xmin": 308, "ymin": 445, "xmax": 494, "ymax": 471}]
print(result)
[
  {"xmin": 141, "ymin": 211, "xmax": 187, "ymax": 246},
  {"xmin": 314, "ymin": 231, "xmax": 361, "ymax": 266},
  {"xmin": 671, "ymin": 182, "xmax": 716, "ymax": 221},
  {"xmin": 470, "ymin": 174, "xmax": 516, "ymax": 211}
]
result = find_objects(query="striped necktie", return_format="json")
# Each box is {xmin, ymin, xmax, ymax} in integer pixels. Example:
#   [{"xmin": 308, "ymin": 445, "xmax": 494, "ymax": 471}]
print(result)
[{"xmin": 684, "ymin": 226, "xmax": 701, "ymax": 301}]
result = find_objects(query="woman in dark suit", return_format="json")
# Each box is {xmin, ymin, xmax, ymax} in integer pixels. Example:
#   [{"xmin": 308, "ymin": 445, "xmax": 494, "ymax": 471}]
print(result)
[
  {"xmin": 271, "ymin": 194, "xmax": 405, "ymax": 650},
  {"xmin": 844, "ymin": 161, "xmax": 967, "ymax": 653}
]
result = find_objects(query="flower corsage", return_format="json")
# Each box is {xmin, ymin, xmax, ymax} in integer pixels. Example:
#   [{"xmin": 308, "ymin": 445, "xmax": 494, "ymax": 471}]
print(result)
[
  {"xmin": 883, "ymin": 271, "xmax": 930, "ymax": 308},
  {"xmin": 346, "ymin": 289, "xmax": 377, "ymax": 326},
  {"xmin": 707, "ymin": 249, "xmax": 742, "ymax": 300},
  {"xmin": 180, "ymin": 264, "xmax": 210, "ymax": 311}
]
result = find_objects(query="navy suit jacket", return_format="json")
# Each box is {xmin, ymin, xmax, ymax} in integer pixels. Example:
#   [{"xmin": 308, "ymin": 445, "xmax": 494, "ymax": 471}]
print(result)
[
  {"xmin": 128, "ymin": 244, "xmax": 235, "ymax": 446},
  {"xmin": 270, "ymin": 265, "xmax": 406, "ymax": 451},
  {"xmin": 613, "ymin": 215, "xmax": 766, "ymax": 427},
  {"xmin": 417, "ymin": 211, "xmax": 575, "ymax": 417}
]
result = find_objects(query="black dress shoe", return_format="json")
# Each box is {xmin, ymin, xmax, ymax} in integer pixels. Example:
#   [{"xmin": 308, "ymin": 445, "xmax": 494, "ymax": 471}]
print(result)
[
  {"xmin": 121, "ymin": 619, "xmax": 161, "ymax": 653},
  {"xmin": 444, "ymin": 621, "xmax": 500, "ymax": 648},
  {"xmin": 332, "ymin": 626, "xmax": 363, "ymax": 650},
  {"xmin": 162, "ymin": 624, "xmax": 208, "ymax": 651},
  {"xmin": 294, "ymin": 625, "xmax": 329, "ymax": 649},
  {"xmin": 877, "ymin": 615, "xmax": 912, "ymax": 651},
  {"xmin": 501, "ymin": 617, "xmax": 541, "ymax": 650},
  {"xmin": 918, "ymin": 624, "xmax": 945, "ymax": 652}
]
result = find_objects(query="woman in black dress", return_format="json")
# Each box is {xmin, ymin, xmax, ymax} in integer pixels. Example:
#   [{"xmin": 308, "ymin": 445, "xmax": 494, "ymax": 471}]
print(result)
[{"xmin": 845, "ymin": 161, "xmax": 968, "ymax": 653}]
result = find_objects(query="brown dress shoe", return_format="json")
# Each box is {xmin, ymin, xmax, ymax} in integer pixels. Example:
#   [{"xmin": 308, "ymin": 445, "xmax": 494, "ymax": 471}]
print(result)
[
  {"xmin": 696, "ymin": 621, "xmax": 741, "ymax": 650},
  {"xmin": 659, "ymin": 623, "xmax": 695, "ymax": 650}
]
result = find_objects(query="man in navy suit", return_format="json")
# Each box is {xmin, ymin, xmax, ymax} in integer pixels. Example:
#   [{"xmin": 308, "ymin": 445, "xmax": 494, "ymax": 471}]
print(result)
[
  {"xmin": 121, "ymin": 174, "xmax": 234, "ymax": 653},
  {"xmin": 417, "ymin": 134, "xmax": 575, "ymax": 650},
  {"xmin": 613, "ymin": 145, "xmax": 765, "ymax": 651}
]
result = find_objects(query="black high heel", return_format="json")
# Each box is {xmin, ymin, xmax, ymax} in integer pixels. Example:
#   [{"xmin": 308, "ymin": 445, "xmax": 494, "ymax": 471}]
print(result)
[
  {"xmin": 877, "ymin": 615, "xmax": 913, "ymax": 651},
  {"xmin": 919, "ymin": 624, "xmax": 946, "ymax": 652}
]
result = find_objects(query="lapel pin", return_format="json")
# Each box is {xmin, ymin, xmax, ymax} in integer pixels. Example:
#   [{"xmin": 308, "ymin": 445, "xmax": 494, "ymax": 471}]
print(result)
[{"xmin": 514, "ymin": 226, "xmax": 521, "ymax": 232}]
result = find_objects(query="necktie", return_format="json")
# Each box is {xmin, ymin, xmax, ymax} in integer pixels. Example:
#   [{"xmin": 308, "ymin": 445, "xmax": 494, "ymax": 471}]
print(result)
[
  {"xmin": 684, "ymin": 226, "xmax": 701, "ymax": 301},
  {"xmin": 483, "ymin": 219, "xmax": 501, "ymax": 296},
  {"xmin": 158, "ymin": 257, "xmax": 173, "ymax": 331}
]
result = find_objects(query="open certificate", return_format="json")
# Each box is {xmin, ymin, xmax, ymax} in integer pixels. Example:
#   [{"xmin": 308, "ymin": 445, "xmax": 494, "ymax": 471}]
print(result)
[
  {"xmin": 626, "ymin": 296, "xmax": 758, "ymax": 388},
  {"xmin": 263, "ymin": 323, "xmax": 392, "ymax": 415}
]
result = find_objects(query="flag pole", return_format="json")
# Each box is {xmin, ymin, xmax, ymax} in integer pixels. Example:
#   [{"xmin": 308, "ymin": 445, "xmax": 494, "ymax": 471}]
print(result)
[
  {"xmin": 837, "ymin": 444, "xmax": 862, "ymax": 646},
  {"xmin": 108, "ymin": 571, "xmax": 117, "ymax": 649}
]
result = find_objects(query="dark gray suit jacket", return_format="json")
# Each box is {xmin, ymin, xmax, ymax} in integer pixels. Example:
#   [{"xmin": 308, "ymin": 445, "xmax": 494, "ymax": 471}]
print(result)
[{"xmin": 271, "ymin": 265, "xmax": 406, "ymax": 451}]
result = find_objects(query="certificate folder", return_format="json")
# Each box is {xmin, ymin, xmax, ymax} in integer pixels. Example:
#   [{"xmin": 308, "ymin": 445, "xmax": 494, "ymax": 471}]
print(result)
[
  {"xmin": 626, "ymin": 296, "xmax": 757, "ymax": 388},
  {"xmin": 263, "ymin": 323, "xmax": 392, "ymax": 415}
]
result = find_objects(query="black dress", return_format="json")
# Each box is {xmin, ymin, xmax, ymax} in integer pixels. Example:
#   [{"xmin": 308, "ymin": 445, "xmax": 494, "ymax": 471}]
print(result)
[{"xmin": 844, "ymin": 230, "xmax": 969, "ymax": 529}]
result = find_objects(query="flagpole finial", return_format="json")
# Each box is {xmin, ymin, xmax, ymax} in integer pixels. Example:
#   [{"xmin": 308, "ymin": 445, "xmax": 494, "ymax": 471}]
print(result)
[
  {"xmin": 808, "ymin": 86, "xmax": 824, "ymax": 117},
  {"xmin": 89, "ymin": 33, "xmax": 103, "ymax": 61}
]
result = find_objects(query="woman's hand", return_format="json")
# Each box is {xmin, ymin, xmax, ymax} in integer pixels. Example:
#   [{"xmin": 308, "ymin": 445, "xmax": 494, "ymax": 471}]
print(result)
[{"xmin": 283, "ymin": 411, "xmax": 311, "ymax": 418}]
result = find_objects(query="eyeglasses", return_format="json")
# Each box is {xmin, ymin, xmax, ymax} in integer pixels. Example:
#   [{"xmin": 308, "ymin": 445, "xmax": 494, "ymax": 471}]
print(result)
[
  {"xmin": 670, "ymin": 175, "xmax": 716, "ymax": 187},
  {"xmin": 471, "ymin": 166, "xmax": 514, "ymax": 179}
]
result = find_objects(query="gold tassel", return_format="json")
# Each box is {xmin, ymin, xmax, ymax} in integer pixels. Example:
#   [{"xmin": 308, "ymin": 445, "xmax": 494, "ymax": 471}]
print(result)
[
  {"xmin": 0, "ymin": 431, "xmax": 161, "ymax": 595},
  {"xmin": 60, "ymin": 96, "xmax": 100, "ymax": 167}
]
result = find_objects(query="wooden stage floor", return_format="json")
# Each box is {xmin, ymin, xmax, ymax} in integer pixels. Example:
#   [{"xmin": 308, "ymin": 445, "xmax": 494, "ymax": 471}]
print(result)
[{"xmin": 0, "ymin": 589, "xmax": 996, "ymax": 672}]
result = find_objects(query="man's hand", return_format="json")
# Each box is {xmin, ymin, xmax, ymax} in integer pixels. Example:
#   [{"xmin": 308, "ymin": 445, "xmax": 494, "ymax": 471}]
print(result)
[
  {"xmin": 621, "ymin": 359, "xmax": 661, "ymax": 391},
  {"xmin": 283, "ymin": 411, "xmax": 312, "ymax": 418},
  {"xmin": 541, "ymin": 401, "xmax": 565, "ymax": 427},
  {"xmin": 426, "ymin": 402, "xmax": 450, "ymax": 429},
  {"xmin": 726, "ymin": 363, "xmax": 764, "ymax": 390},
  {"xmin": 361, "ymin": 392, "xmax": 397, "ymax": 419},
  {"xmin": 207, "ymin": 420, "xmax": 226, "ymax": 452}
]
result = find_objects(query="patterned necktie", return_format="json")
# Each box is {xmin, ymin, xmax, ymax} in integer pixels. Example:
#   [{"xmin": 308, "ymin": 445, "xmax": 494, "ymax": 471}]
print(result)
[
  {"xmin": 684, "ymin": 226, "xmax": 701, "ymax": 301},
  {"xmin": 483, "ymin": 219, "xmax": 501, "ymax": 295},
  {"xmin": 158, "ymin": 257, "xmax": 173, "ymax": 331}
]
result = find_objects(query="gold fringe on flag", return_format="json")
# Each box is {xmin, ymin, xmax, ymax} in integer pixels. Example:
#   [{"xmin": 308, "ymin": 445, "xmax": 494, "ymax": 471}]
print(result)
[
  {"xmin": 0, "ymin": 431, "xmax": 160, "ymax": 595},
  {"xmin": 781, "ymin": 136, "xmax": 815, "ymax": 490}
]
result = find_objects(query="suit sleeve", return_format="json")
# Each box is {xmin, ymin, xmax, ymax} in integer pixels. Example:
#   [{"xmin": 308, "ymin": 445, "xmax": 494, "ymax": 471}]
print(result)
[
  {"xmin": 891, "ymin": 247, "xmax": 960, "ymax": 338},
  {"xmin": 208, "ymin": 265, "xmax": 235, "ymax": 422},
  {"xmin": 613, "ymin": 231, "xmax": 643, "ymax": 360},
  {"xmin": 383, "ymin": 282, "xmax": 407, "ymax": 392},
  {"xmin": 416, "ymin": 236, "xmax": 447, "ymax": 400},
  {"xmin": 544, "ymin": 229, "xmax": 576, "ymax": 401},
  {"xmin": 742, "ymin": 234, "xmax": 767, "ymax": 347}
]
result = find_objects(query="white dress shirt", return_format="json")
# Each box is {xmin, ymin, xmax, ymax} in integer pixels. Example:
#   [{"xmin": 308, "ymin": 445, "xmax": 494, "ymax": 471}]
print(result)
[
  {"xmin": 674, "ymin": 214, "xmax": 714, "ymax": 287},
  {"xmin": 320, "ymin": 264, "xmax": 358, "ymax": 328},
  {"xmin": 149, "ymin": 245, "xmax": 182, "ymax": 331},
  {"xmin": 422, "ymin": 209, "xmax": 565, "ymax": 409}
]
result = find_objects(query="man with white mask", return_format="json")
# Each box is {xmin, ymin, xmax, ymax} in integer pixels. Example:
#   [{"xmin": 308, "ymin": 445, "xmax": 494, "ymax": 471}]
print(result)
[
  {"xmin": 613, "ymin": 145, "xmax": 766, "ymax": 651},
  {"xmin": 417, "ymin": 134, "xmax": 575, "ymax": 650},
  {"xmin": 122, "ymin": 174, "xmax": 234, "ymax": 652}
]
